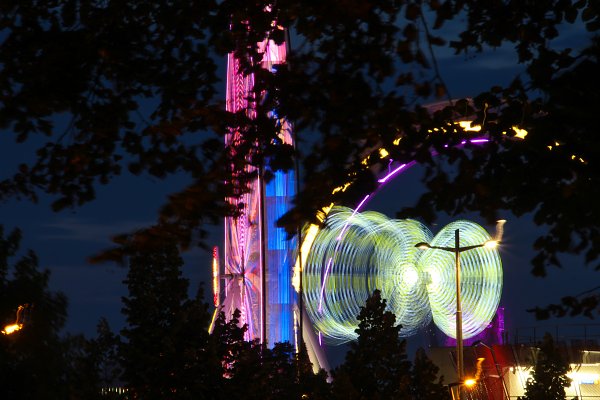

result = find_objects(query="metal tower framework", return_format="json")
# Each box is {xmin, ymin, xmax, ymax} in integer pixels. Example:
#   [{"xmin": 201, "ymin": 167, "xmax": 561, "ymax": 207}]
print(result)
[{"xmin": 221, "ymin": 30, "xmax": 297, "ymax": 347}]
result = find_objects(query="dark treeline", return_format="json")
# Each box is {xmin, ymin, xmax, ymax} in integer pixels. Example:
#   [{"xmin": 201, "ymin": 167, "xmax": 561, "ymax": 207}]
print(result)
[
  {"xmin": 1, "ymin": 226, "xmax": 575, "ymax": 399},
  {"xmin": 0, "ymin": 225, "xmax": 450, "ymax": 399}
]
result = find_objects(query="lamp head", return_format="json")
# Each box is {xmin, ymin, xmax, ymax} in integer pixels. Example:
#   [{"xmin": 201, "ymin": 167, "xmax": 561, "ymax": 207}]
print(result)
[
  {"xmin": 464, "ymin": 378, "xmax": 477, "ymax": 388},
  {"xmin": 415, "ymin": 242, "xmax": 431, "ymax": 250},
  {"xmin": 484, "ymin": 240, "xmax": 498, "ymax": 249}
]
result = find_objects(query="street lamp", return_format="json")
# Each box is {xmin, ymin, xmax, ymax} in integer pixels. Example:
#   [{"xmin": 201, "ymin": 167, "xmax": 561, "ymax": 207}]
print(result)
[
  {"xmin": 415, "ymin": 220, "xmax": 504, "ymax": 399},
  {"xmin": 447, "ymin": 376, "xmax": 478, "ymax": 400},
  {"xmin": 1, "ymin": 304, "xmax": 29, "ymax": 336}
]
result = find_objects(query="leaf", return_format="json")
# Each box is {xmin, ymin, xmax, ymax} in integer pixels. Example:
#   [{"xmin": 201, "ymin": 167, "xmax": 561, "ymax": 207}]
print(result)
[
  {"xmin": 405, "ymin": 3, "xmax": 420, "ymax": 21},
  {"xmin": 428, "ymin": 34, "xmax": 446, "ymax": 46},
  {"xmin": 586, "ymin": 19, "xmax": 600, "ymax": 31},
  {"xmin": 61, "ymin": 0, "xmax": 77, "ymax": 27},
  {"xmin": 403, "ymin": 23, "xmax": 418, "ymax": 41},
  {"xmin": 582, "ymin": 6, "xmax": 595, "ymax": 21},
  {"xmin": 565, "ymin": 6, "xmax": 578, "ymax": 23}
]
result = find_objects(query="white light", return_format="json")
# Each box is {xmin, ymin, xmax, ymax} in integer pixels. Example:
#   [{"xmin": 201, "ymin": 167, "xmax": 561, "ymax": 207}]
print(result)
[
  {"xmin": 403, "ymin": 266, "xmax": 419, "ymax": 287},
  {"xmin": 427, "ymin": 269, "xmax": 440, "ymax": 289},
  {"xmin": 568, "ymin": 371, "xmax": 600, "ymax": 384},
  {"xmin": 464, "ymin": 378, "xmax": 477, "ymax": 387},
  {"xmin": 484, "ymin": 240, "xmax": 498, "ymax": 249}
]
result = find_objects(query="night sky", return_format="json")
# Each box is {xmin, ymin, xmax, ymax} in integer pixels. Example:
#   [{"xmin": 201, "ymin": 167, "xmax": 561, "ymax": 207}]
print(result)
[{"xmin": 1, "ymin": 23, "xmax": 598, "ymax": 353}]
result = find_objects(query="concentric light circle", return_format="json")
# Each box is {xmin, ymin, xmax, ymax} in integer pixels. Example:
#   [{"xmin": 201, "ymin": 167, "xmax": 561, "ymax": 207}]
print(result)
[
  {"xmin": 303, "ymin": 207, "xmax": 503, "ymax": 344},
  {"xmin": 420, "ymin": 220, "xmax": 502, "ymax": 339}
]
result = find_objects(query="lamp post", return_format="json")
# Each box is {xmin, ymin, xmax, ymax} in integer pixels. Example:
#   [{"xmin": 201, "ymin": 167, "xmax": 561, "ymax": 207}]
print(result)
[{"xmin": 415, "ymin": 223, "xmax": 502, "ymax": 399}]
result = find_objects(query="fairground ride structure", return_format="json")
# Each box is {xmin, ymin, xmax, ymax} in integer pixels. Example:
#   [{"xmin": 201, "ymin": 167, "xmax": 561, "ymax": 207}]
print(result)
[
  {"xmin": 213, "ymin": 18, "xmax": 529, "ymax": 370},
  {"xmin": 217, "ymin": 28, "xmax": 299, "ymax": 350},
  {"xmin": 302, "ymin": 208, "xmax": 503, "ymax": 345}
]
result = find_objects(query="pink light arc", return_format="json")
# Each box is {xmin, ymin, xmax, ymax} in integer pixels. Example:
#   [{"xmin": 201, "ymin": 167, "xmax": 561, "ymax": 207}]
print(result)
[{"xmin": 315, "ymin": 138, "xmax": 491, "ymax": 320}]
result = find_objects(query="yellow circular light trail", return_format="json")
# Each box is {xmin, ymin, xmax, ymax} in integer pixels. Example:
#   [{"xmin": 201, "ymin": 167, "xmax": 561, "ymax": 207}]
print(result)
[{"xmin": 303, "ymin": 207, "xmax": 502, "ymax": 344}]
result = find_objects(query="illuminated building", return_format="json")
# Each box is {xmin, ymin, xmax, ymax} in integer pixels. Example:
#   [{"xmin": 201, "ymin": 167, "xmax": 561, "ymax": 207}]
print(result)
[{"xmin": 428, "ymin": 325, "xmax": 600, "ymax": 399}]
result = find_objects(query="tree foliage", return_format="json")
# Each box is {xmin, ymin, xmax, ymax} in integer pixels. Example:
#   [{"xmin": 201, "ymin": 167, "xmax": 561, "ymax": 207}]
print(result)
[
  {"xmin": 116, "ymin": 240, "xmax": 332, "ymax": 398},
  {"xmin": 518, "ymin": 333, "xmax": 573, "ymax": 400},
  {"xmin": 410, "ymin": 348, "xmax": 451, "ymax": 400},
  {"xmin": 333, "ymin": 289, "xmax": 411, "ymax": 399},
  {"xmin": 0, "ymin": 234, "xmax": 454, "ymax": 398},
  {"xmin": 64, "ymin": 319, "xmax": 123, "ymax": 400},
  {"xmin": 210, "ymin": 309, "xmax": 331, "ymax": 399},
  {"xmin": 119, "ymin": 239, "xmax": 216, "ymax": 399},
  {"xmin": 1, "ymin": 1, "xmax": 599, "ymax": 316},
  {"xmin": 0, "ymin": 226, "xmax": 69, "ymax": 399},
  {"xmin": 332, "ymin": 290, "xmax": 449, "ymax": 400}
]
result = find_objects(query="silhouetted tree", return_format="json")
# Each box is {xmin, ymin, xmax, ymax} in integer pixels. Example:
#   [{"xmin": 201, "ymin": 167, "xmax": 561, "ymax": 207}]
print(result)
[
  {"xmin": 120, "ymin": 240, "xmax": 215, "ymax": 399},
  {"xmin": 296, "ymin": 342, "xmax": 332, "ymax": 400},
  {"xmin": 410, "ymin": 348, "xmax": 451, "ymax": 400},
  {"xmin": 93, "ymin": 318, "xmax": 123, "ymax": 396},
  {"xmin": 518, "ymin": 333, "xmax": 573, "ymax": 400},
  {"xmin": 332, "ymin": 290, "xmax": 411, "ymax": 399},
  {"xmin": 65, "ymin": 319, "xmax": 123, "ymax": 400},
  {"xmin": 211, "ymin": 309, "xmax": 252, "ymax": 378},
  {"xmin": 253, "ymin": 341, "xmax": 331, "ymax": 400},
  {"xmin": 225, "ymin": 340, "xmax": 294, "ymax": 400},
  {"xmin": 211, "ymin": 309, "xmax": 331, "ymax": 399},
  {"xmin": 0, "ymin": 226, "xmax": 69, "ymax": 399}
]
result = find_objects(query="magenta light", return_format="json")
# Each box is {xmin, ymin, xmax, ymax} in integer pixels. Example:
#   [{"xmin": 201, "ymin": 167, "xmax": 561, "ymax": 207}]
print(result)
[
  {"xmin": 336, "ymin": 195, "xmax": 370, "ymax": 241},
  {"xmin": 355, "ymin": 194, "xmax": 371, "ymax": 214},
  {"xmin": 377, "ymin": 160, "xmax": 419, "ymax": 183},
  {"xmin": 318, "ymin": 257, "xmax": 334, "ymax": 313},
  {"xmin": 317, "ymin": 195, "xmax": 372, "ymax": 312}
]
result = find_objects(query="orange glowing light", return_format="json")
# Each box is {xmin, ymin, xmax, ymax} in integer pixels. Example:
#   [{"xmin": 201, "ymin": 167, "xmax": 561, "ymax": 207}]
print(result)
[
  {"xmin": 212, "ymin": 246, "xmax": 220, "ymax": 307},
  {"xmin": 464, "ymin": 378, "xmax": 477, "ymax": 387},
  {"xmin": 2, "ymin": 304, "xmax": 29, "ymax": 335},
  {"xmin": 2, "ymin": 323, "xmax": 23, "ymax": 335}
]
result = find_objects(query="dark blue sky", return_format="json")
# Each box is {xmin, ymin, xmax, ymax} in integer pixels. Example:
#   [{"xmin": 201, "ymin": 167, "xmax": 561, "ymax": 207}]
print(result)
[{"xmin": 1, "ymin": 24, "xmax": 598, "ymax": 345}]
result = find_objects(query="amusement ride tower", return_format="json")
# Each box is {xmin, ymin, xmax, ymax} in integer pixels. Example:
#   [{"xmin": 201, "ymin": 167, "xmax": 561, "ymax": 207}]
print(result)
[
  {"xmin": 219, "ymin": 30, "xmax": 297, "ymax": 347},
  {"xmin": 214, "ymin": 16, "xmax": 505, "ymax": 375}
]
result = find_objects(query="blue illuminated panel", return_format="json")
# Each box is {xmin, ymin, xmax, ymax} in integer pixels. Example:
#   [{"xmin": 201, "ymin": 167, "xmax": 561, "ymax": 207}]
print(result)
[{"xmin": 265, "ymin": 168, "xmax": 296, "ymax": 345}]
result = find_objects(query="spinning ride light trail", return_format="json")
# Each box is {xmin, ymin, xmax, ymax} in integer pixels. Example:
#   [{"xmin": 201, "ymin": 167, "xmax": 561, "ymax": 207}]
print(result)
[
  {"xmin": 304, "ymin": 208, "xmax": 433, "ymax": 342},
  {"xmin": 418, "ymin": 221, "xmax": 503, "ymax": 339},
  {"xmin": 296, "ymin": 116, "xmax": 526, "ymax": 346},
  {"xmin": 303, "ymin": 208, "xmax": 502, "ymax": 344}
]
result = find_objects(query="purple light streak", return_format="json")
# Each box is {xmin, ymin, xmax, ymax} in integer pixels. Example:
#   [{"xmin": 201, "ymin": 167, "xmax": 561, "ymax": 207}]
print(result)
[{"xmin": 315, "ymin": 138, "xmax": 491, "ymax": 322}]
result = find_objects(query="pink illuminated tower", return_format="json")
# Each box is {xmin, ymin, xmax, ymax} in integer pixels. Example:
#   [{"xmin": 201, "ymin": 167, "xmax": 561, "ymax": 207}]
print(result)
[{"xmin": 219, "ymin": 29, "xmax": 297, "ymax": 347}]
